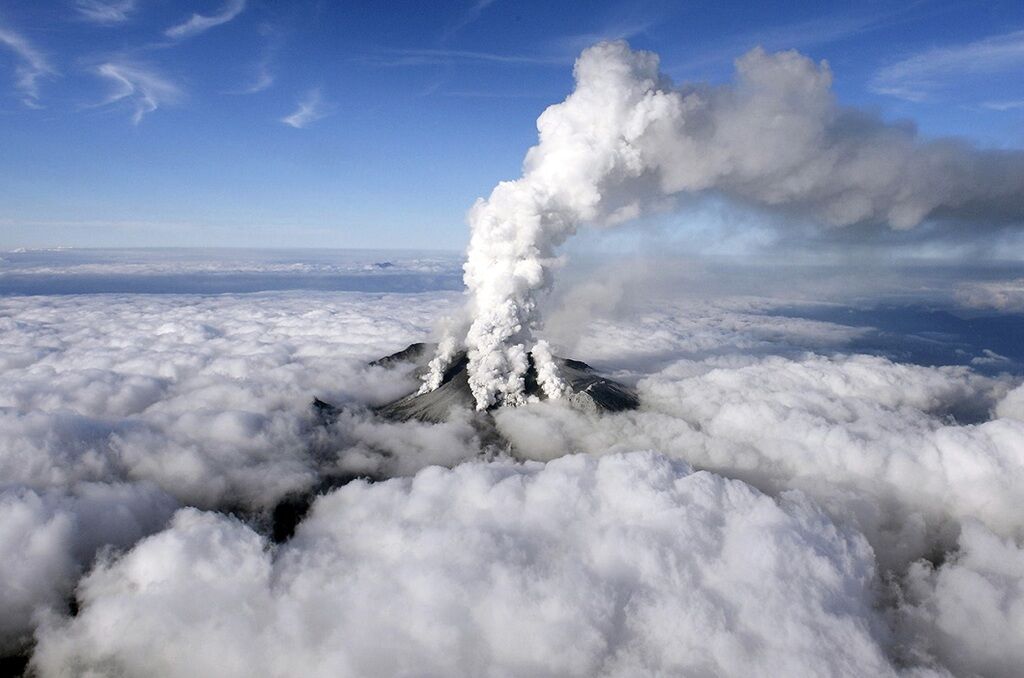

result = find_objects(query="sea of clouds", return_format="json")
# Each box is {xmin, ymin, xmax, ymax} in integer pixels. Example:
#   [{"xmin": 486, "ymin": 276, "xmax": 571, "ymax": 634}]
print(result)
[
  {"xmin": 2, "ymin": 249, "xmax": 1024, "ymax": 676},
  {"xmin": 0, "ymin": 248, "xmax": 464, "ymax": 295}
]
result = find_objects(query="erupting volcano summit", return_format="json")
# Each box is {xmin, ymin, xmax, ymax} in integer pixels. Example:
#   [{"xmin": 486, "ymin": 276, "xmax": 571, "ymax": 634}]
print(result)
[
  {"xmin": 372, "ymin": 342, "xmax": 639, "ymax": 423},
  {"xmin": 412, "ymin": 40, "xmax": 1024, "ymax": 412}
]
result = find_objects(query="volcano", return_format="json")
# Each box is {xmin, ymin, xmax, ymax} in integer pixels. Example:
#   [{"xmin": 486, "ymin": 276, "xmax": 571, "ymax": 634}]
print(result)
[
  {"xmin": 368, "ymin": 343, "xmax": 639, "ymax": 423},
  {"xmin": 300, "ymin": 342, "xmax": 637, "ymax": 543}
]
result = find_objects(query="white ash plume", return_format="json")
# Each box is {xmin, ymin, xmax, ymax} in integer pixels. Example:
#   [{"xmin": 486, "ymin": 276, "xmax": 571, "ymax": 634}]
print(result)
[
  {"xmin": 425, "ymin": 40, "xmax": 1024, "ymax": 410},
  {"xmin": 531, "ymin": 339, "xmax": 570, "ymax": 400},
  {"xmin": 417, "ymin": 332, "xmax": 460, "ymax": 395}
]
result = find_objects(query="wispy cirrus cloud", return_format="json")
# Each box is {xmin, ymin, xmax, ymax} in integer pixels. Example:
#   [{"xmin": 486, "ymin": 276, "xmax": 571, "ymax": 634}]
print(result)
[
  {"xmin": 552, "ymin": 19, "xmax": 655, "ymax": 56},
  {"xmin": 0, "ymin": 24, "xmax": 56, "ymax": 107},
  {"xmin": 165, "ymin": 0, "xmax": 246, "ymax": 40},
  {"xmin": 439, "ymin": 89, "xmax": 555, "ymax": 99},
  {"xmin": 239, "ymin": 64, "xmax": 273, "ymax": 94},
  {"xmin": 281, "ymin": 88, "xmax": 327, "ymax": 128},
  {"xmin": 871, "ymin": 28, "xmax": 1024, "ymax": 102},
  {"xmin": 74, "ymin": 0, "xmax": 136, "ymax": 24},
  {"xmin": 368, "ymin": 47, "xmax": 568, "ymax": 67},
  {"xmin": 440, "ymin": 0, "xmax": 497, "ymax": 42},
  {"xmin": 94, "ymin": 62, "xmax": 182, "ymax": 124},
  {"xmin": 982, "ymin": 99, "xmax": 1024, "ymax": 112},
  {"xmin": 667, "ymin": 7, "xmax": 909, "ymax": 76},
  {"xmin": 231, "ymin": 25, "xmax": 281, "ymax": 95}
]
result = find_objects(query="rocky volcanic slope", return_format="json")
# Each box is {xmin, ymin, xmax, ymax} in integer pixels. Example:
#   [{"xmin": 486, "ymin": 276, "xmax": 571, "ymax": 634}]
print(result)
[
  {"xmin": 291, "ymin": 345, "xmax": 639, "ymax": 543},
  {"xmin": 369, "ymin": 342, "xmax": 639, "ymax": 423}
]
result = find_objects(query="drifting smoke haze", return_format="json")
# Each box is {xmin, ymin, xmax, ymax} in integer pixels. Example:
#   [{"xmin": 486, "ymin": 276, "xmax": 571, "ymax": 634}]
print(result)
[
  {"xmin": 437, "ymin": 41, "xmax": 1024, "ymax": 410},
  {"xmin": 3, "ymin": 38, "xmax": 1024, "ymax": 678}
]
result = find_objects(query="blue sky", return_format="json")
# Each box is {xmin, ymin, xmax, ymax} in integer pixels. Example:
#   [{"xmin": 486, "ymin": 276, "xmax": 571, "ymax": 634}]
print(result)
[{"xmin": 1, "ymin": 0, "xmax": 1023, "ymax": 250}]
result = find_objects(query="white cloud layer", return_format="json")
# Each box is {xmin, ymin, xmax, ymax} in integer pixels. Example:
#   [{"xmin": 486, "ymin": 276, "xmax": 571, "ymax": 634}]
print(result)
[
  {"xmin": 898, "ymin": 520, "xmax": 1024, "ymax": 678},
  {"xmin": 0, "ymin": 483, "xmax": 176, "ymax": 655},
  {"xmin": 0, "ymin": 249, "xmax": 460, "ymax": 278},
  {"xmin": 0, "ymin": 289, "xmax": 469, "ymax": 653},
  {"xmin": 1, "ymin": 271, "xmax": 1022, "ymax": 674},
  {"xmin": 0, "ymin": 292, "xmax": 463, "ymax": 512},
  {"xmin": 31, "ymin": 452, "xmax": 900, "ymax": 678},
  {"xmin": 497, "ymin": 353, "xmax": 1023, "ymax": 570}
]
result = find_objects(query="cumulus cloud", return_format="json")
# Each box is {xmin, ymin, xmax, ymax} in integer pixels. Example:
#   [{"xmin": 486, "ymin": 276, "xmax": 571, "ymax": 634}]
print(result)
[
  {"xmin": 31, "ymin": 453, "xmax": 901, "ymax": 677},
  {"xmin": 74, "ymin": 0, "xmax": 136, "ymax": 24},
  {"xmin": 93, "ymin": 61, "xmax": 182, "ymax": 124},
  {"xmin": 281, "ymin": 88, "xmax": 328, "ymax": 128},
  {"xmin": 995, "ymin": 383, "xmax": 1024, "ymax": 421},
  {"xmin": 0, "ymin": 291, "xmax": 464, "ymax": 511},
  {"xmin": 0, "ymin": 24, "xmax": 55, "ymax": 107},
  {"xmin": 495, "ymin": 352, "xmax": 1022, "ymax": 571},
  {"xmin": 898, "ymin": 521, "xmax": 1024, "ymax": 678},
  {"xmin": 425, "ymin": 40, "xmax": 1024, "ymax": 410},
  {"xmin": 2, "ymin": 256, "xmax": 1024, "ymax": 673},
  {"xmin": 165, "ymin": 0, "xmax": 246, "ymax": 39},
  {"xmin": 955, "ymin": 278, "xmax": 1024, "ymax": 312},
  {"xmin": 0, "ymin": 286, "xmax": 489, "ymax": 654},
  {"xmin": 0, "ymin": 483, "xmax": 176, "ymax": 654}
]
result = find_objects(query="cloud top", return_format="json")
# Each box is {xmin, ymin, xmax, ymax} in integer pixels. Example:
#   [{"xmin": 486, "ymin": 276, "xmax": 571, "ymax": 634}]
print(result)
[
  {"xmin": 1, "ymin": 266, "xmax": 1023, "ymax": 674},
  {"xmin": 32, "ymin": 452, "xmax": 897, "ymax": 677}
]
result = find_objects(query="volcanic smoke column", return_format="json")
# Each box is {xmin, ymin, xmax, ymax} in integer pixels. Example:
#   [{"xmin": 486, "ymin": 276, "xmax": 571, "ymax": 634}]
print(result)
[
  {"xmin": 456, "ymin": 42, "xmax": 672, "ymax": 409},
  {"xmin": 423, "ymin": 40, "xmax": 1024, "ymax": 410}
]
